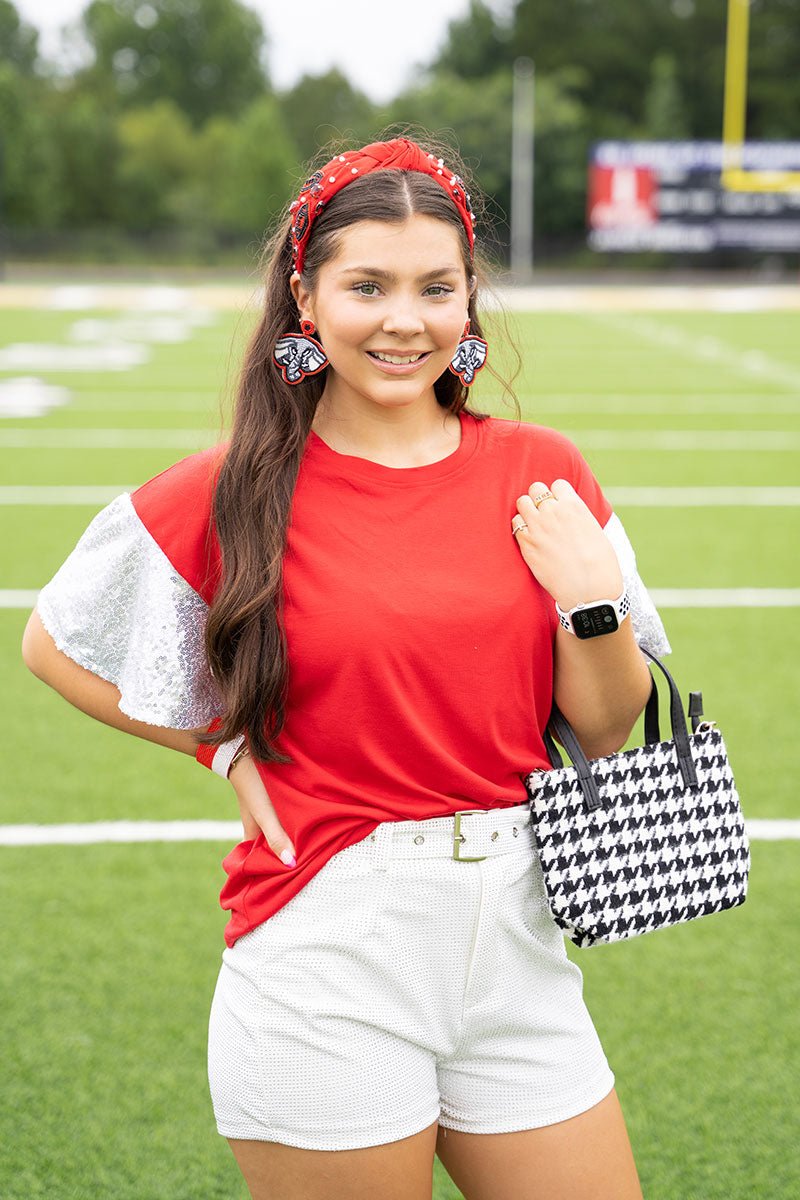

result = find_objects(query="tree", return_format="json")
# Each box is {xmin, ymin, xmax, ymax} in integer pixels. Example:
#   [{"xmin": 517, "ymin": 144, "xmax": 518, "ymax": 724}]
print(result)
[
  {"xmin": 0, "ymin": 0, "xmax": 38, "ymax": 74},
  {"xmin": 278, "ymin": 70, "xmax": 377, "ymax": 168},
  {"xmin": 114, "ymin": 99, "xmax": 198, "ymax": 228},
  {"xmin": 46, "ymin": 85, "xmax": 122, "ymax": 226},
  {"xmin": 642, "ymin": 53, "xmax": 689, "ymax": 140},
  {"xmin": 431, "ymin": 0, "xmax": 513, "ymax": 80},
  {"xmin": 195, "ymin": 96, "xmax": 297, "ymax": 237},
  {"xmin": 0, "ymin": 64, "xmax": 61, "ymax": 226},
  {"xmin": 79, "ymin": 0, "xmax": 269, "ymax": 126},
  {"xmin": 510, "ymin": 0, "xmax": 800, "ymax": 140}
]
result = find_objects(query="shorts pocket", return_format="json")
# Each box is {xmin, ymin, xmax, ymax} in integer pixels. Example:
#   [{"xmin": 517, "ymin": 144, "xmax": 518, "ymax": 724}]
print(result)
[{"xmin": 251, "ymin": 843, "xmax": 385, "ymax": 952}]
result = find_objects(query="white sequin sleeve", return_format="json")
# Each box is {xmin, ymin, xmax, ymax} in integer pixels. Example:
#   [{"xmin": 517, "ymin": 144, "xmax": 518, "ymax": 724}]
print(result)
[
  {"xmin": 603, "ymin": 513, "xmax": 671, "ymax": 656},
  {"xmin": 36, "ymin": 492, "xmax": 224, "ymax": 728}
]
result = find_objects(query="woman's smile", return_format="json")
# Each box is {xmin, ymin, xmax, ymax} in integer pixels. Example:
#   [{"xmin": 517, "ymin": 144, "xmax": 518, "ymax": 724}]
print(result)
[{"xmin": 365, "ymin": 349, "xmax": 434, "ymax": 373}]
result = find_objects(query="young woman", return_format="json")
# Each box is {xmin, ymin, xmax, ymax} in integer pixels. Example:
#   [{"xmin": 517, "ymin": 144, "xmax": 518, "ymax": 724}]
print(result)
[{"xmin": 22, "ymin": 136, "xmax": 669, "ymax": 1200}]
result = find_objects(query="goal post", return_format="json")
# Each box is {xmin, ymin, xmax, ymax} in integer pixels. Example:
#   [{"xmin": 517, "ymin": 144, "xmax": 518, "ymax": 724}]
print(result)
[{"xmin": 722, "ymin": 0, "xmax": 800, "ymax": 192}]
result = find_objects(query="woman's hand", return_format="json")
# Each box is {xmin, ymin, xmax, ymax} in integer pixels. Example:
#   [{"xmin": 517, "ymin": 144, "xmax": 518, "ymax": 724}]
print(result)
[
  {"xmin": 513, "ymin": 479, "xmax": 622, "ymax": 609},
  {"xmin": 228, "ymin": 752, "xmax": 297, "ymax": 868}
]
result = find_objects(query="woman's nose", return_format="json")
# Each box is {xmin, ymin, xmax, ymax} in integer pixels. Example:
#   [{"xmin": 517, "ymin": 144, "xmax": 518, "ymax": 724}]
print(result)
[{"xmin": 381, "ymin": 301, "xmax": 425, "ymax": 337}]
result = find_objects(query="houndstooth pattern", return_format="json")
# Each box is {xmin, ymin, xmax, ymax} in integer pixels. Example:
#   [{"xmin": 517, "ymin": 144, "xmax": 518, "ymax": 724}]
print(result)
[{"xmin": 523, "ymin": 728, "xmax": 750, "ymax": 948}]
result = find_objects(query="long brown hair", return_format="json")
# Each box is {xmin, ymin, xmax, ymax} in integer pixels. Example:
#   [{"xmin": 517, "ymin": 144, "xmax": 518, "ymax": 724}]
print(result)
[{"xmin": 199, "ymin": 140, "xmax": 519, "ymax": 764}]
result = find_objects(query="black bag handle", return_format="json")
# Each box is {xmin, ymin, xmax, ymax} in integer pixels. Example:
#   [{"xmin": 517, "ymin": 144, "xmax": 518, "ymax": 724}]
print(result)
[{"xmin": 543, "ymin": 649, "xmax": 699, "ymax": 812}]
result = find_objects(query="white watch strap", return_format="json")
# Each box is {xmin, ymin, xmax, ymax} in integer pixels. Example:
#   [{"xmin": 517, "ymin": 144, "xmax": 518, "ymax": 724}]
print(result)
[{"xmin": 556, "ymin": 588, "xmax": 631, "ymax": 635}]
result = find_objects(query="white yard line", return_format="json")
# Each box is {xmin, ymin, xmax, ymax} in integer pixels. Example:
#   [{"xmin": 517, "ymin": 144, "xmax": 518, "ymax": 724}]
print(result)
[
  {"xmin": 0, "ymin": 429, "xmax": 217, "ymax": 449},
  {"xmin": 3, "ymin": 485, "xmax": 800, "ymax": 506},
  {"xmin": 0, "ymin": 817, "xmax": 795, "ymax": 846},
  {"xmin": 1, "ymin": 590, "xmax": 39, "ymax": 607},
  {"xmin": 649, "ymin": 589, "xmax": 800, "ymax": 607},
  {"xmin": 576, "ymin": 430, "xmax": 799, "ymax": 451},
  {"xmin": 589, "ymin": 311, "xmax": 800, "ymax": 393},
  {"xmin": 0, "ymin": 486, "xmax": 135, "ymax": 504},
  {"xmin": 605, "ymin": 487, "xmax": 800, "ymax": 506},
  {"xmin": 518, "ymin": 394, "xmax": 800, "ymax": 414},
  {"xmin": 0, "ymin": 428, "xmax": 797, "ymax": 451}
]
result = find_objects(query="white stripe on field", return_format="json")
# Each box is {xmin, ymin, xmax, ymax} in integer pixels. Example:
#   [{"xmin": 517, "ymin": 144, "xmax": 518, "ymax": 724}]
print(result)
[
  {"xmin": 575, "ymin": 430, "xmax": 800, "ymax": 452},
  {"xmin": 0, "ymin": 486, "xmax": 134, "ymax": 504},
  {"xmin": 4, "ymin": 588, "xmax": 800, "ymax": 611},
  {"xmin": 0, "ymin": 428, "xmax": 796, "ymax": 452},
  {"xmin": 0, "ymin": 429, "xmax": 216, "ymax": 449},
  {"xmin": 606, "ymin": 487, "xmax": 800, "ymax": 506},
  {"xmin": 3, "ymin": 485, "xmax": 800, "ymax": 507},
  {"xmin": 589, "ymin": 312, "xmax": 800, "ymax": 392},
  {"xmin": 0, "ymin": 817, "xmax": 795, "ymax": 847},
  {"xmin": 0, "ymin": 590, "xmax": 40, "ymax": 607},
  {"xmin": 648, "ymin": 589, "xmax": 800, "ymax": 607},
  {"xmin": 0, "ymin": 821, "xmax": 241, "ymax": 846}
]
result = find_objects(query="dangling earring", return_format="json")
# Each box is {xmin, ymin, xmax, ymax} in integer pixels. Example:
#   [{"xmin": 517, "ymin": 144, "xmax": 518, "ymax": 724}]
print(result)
[
  {"xmin": 273, "ymin": 319, "xmax": 329, "ymax": 385},
  {"xmin": 448, "ymin": 319, "xmax": 488, "ymax": 386}
]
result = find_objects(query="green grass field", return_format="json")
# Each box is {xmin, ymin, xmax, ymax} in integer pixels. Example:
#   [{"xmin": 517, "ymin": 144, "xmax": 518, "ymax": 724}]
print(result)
[{"xmin": 1, "ymin": 293, "xmax": 798, "ymax": 1199}]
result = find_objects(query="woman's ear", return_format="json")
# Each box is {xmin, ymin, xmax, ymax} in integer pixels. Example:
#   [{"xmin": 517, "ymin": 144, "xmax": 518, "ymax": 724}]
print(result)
[{"xmin": 290, "ymin": 272, "xmax": 314, "ymax": 323}]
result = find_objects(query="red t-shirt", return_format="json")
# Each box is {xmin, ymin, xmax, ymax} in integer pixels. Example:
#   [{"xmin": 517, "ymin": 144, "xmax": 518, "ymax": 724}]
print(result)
[{"xmin": 133, "ymin": 411, "xmax": 612, "ymax": 946}]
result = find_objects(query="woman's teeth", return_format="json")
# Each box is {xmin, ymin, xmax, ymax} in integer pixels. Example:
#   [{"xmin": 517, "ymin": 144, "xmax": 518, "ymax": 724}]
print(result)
[{"xmin": 370, "ymin": 351, "xmax": 426, "ymax": 364}]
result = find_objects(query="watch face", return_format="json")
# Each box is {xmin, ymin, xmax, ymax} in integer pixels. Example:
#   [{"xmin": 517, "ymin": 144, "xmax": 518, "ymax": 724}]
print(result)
[{"xmin": 573, "ymin": 604, "xmax": 620, "ymax": 639}]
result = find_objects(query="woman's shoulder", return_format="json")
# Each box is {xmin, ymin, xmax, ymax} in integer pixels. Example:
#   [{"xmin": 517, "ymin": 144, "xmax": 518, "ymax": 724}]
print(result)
[
  {"xmin": 479, "ymin": 414, "xmax": 584, "ymax": 469},
  {"xmin": 130, "ymin": 442, "xmax": 229, "ymax": 598},
  {"xmin": 131, "ymin": 441, "xmax": 228, "ymax": 517}
]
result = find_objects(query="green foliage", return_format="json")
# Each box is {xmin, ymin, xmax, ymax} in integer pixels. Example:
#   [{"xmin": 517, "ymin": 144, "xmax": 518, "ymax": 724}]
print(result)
[
  {"xmin": 79, "ymin": 0, "xmax": 269, "ymax": 126},
  {"xmin": 278, "ymin": 69, "xmax": 378, "ymax": 169},
  {"xmin": 0, "ymin": 0, "xmax": 38, "ymax": 73},
  {"xmin": 114, "ymin": 99, "xmax": 198, "ymax": 229},
  {"xmin": 0, "ymin": 64, "xmax": 61, "ymax": 226},
  {"xmin": 642, "ymin": 53, "xmax": 690, "ymax": 140},
  {"xmin": 195, "ymin": 95, "xmax": 296, "ymax": 236},
  {"xmin": 45, "ymin": 84, "xmax": 122, "ymax": 226},
  {"xmin": 510, "ymin": 0, "xmax": 800, "ymax": 140},
  {"xmin": 431, "ymin": 0, "xmax": 513, "ymax": 80}
]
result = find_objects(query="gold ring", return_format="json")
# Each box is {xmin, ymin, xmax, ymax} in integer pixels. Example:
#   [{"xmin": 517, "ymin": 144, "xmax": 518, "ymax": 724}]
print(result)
[
  {"xmin": 512, "ymin": 522, "xmax": 528, "ymax": 536},
  {"xmin": 532, "ymin": 490, "xmax": 556, "ymax": 509}
]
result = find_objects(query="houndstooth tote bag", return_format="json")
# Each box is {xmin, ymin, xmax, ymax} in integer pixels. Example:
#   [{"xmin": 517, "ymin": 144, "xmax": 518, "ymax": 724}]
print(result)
[{"xmin": 523, "ymin": 650, "xmax": 750, "ymax": 948}]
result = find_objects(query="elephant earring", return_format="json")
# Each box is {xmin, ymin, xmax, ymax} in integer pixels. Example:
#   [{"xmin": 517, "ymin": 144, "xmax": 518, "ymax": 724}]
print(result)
[
  {"xmin": 448, "ymin": 319, "xmax": 488, "ymax": 386},
  {"xmin": 273, "ymin": 319, "xmax": 329, "ymax": 385}
]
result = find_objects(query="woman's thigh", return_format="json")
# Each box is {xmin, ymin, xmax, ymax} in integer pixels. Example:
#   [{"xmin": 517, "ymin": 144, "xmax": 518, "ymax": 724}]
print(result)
[
  {"xmin": 434, "ymin": 1088, "xmax": 643, "ymax": 1200},
  {"xmin": 227, "ymin": 1119, "xmax": 440, "ymax": 1200}
]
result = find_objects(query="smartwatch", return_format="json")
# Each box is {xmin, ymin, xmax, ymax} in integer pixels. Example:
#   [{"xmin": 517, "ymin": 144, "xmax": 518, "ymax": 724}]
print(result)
[{"xmin": 555, "ymin": 589, "xmax": 631, "ymax": 639}]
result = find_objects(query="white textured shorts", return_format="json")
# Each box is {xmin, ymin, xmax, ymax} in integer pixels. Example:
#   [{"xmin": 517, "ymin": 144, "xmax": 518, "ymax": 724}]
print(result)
[{"xmin": 207, "ymin": 802, "xmax": 615, "ymax": 1151}]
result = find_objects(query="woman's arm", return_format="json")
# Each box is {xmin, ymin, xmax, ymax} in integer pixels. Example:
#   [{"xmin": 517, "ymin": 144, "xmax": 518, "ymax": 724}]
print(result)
[
  {"xmin": 514, "ymin": 478, "xmax": 652, "ymax": 759},
  {"xmin": 21, "ymin": 607, "xmax": 205, "ymax": 755},
  {"xmin": 21, "ymin": 607, "xmax": 297, "ymax": 862}
]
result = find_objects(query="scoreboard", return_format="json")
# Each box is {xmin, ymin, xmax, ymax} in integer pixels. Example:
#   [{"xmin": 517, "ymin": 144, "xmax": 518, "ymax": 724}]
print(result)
[{"xmin": 587, "ymin": 141, "xmax": 800, "ymax": 253}]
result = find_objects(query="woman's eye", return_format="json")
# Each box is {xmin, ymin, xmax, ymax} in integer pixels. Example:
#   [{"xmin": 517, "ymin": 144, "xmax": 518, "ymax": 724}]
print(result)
[
  {"xmin": 425, "ymin": 285, "xmax": 454, "ymax": 298},
  {"xmin": 354, "ymin": 282, "xmax": 380, "ymax": 296}
]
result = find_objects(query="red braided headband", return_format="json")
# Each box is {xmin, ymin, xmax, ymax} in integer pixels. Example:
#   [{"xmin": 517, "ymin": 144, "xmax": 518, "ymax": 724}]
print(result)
[{"xmin": 289, "ymin": 137, "xmax": 476, "ymax": 274}]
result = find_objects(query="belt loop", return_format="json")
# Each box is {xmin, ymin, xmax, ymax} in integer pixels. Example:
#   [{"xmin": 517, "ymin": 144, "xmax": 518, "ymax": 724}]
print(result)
[{"xmin": 369, "ymin": 823, "xmax": 392, "ymax": 873}]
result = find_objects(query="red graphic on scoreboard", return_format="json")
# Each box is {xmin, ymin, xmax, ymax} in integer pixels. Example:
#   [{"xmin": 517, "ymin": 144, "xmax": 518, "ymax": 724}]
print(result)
[{"xmin": 587, "ymin": 165, "xmax": 657, "ymax": 229}]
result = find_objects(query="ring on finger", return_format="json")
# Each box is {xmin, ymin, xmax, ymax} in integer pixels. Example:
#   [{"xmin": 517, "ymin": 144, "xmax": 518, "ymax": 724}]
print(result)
[
  {"xmin": 532, "ymin": 490, "xmax": 556, "ymax": 509},
  {"xmin": 512, "ymin": 521, "xmax": 528, "ymax": 536}
]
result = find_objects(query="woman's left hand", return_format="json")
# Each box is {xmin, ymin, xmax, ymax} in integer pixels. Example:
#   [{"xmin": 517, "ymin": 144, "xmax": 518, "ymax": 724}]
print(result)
[{"xmin": 512, "ymin": 479, "xmax": 623, "ymax": 611}]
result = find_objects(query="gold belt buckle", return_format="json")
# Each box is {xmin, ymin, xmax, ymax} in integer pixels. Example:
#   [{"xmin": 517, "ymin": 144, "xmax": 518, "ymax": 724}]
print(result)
[{"xmin": 452, "ymin": 810, "xmax": 487, "ymax": 862}]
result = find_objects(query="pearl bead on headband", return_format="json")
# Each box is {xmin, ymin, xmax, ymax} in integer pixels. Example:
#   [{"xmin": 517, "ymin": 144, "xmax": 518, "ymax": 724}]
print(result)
[{"xmin": 289, "ymin": 137, "xmax": 477, "ymax": 274}]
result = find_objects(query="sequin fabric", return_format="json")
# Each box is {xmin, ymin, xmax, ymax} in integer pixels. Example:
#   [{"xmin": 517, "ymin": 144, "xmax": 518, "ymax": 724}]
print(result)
[
  {"xmin": 36, "ymin": 492, "xmax": 223, "ymax": 728},
  {"xmin": 603, "ymin": 513, "xmax": 672, "ymax": 656}
]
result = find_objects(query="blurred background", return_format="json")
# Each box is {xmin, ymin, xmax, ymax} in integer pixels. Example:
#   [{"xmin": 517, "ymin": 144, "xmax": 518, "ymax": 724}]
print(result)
[
  {"xmin": 1, "ymin": 0, "xmax": 799, "ymax": 275},
  {"xmin": 1, "ymin": 4, "xmax": 798, "ymax": 1199}
]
